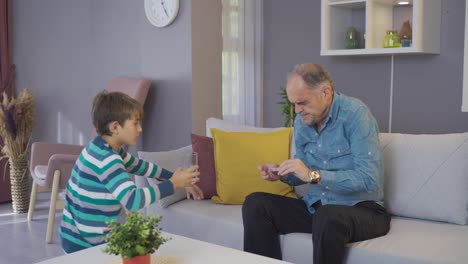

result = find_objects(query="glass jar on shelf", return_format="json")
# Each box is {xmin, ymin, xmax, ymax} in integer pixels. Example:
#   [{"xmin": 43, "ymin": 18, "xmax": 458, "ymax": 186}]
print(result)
[
  {"xmin": 345, "ymin": 26, "xmax": 359, "ymax": 49},
  {"xmin": 383, "ymin": 30, "xmax": 401, "ymax": 48}
]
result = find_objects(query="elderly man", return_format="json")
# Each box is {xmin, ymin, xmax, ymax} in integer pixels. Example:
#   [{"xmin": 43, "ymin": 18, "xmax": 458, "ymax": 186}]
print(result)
[{"xmin": 242, "ymin": 64, "xmax": 391, "ymax": 264}]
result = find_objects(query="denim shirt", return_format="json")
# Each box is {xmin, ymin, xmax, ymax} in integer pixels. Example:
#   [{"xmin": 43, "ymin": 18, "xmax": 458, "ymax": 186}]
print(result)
[{"xmin": 281, "ymin": 92, "xmax": 384, "ymax": 213}]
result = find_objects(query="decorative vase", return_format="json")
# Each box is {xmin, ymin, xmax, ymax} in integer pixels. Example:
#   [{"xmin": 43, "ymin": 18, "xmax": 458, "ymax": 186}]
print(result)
[
  {"xmin": 345, "ymin": 26, "xmax": 359, "ymax": 49},
  {"xmin": 9, "ymin": 158, "xmax": 30, "ymax": 213},
  {"xmin": 122, "ymin": 254, "xmax": 151, "ymax": 264},
  {"xmin": 383, "ymin": 30, "xmax": 401, "ymax": 48},
  {"xmin": 399, "ymin": 20, "xmax": 412, "ymax": 47}
]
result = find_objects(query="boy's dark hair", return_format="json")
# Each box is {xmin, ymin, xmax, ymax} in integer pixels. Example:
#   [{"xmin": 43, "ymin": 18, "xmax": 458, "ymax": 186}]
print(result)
[{"xmin": 91, "ymin": 91, "xmax": 143, "ymax": 136}]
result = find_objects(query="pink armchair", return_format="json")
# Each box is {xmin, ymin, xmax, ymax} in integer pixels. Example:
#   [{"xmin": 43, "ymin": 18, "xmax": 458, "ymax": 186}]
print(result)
[{"xmin": 27, "ymin": 76, "xmax": 151, "ymax": 243}]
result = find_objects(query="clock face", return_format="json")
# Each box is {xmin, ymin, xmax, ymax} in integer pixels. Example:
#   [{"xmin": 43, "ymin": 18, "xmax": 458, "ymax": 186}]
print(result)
[{"xmin": 144, "ymin": 0, "xmax": 180, "ymax": 28}]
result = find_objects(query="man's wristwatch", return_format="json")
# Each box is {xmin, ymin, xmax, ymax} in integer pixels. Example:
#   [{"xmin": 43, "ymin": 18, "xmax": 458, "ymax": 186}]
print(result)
[{"xmin": 308, "ymin": 170, "xmax": 321, "ymax": 184}]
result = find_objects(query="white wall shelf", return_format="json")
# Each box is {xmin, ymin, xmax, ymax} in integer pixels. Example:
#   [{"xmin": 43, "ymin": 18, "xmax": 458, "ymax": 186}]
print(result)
[
  {"xmin": 328, "ymin": 0, "xmax": 366, "ymax": 8},
  {"xmin": 321, "ymin": 0, "xmax": 441, "ymax": 56}
]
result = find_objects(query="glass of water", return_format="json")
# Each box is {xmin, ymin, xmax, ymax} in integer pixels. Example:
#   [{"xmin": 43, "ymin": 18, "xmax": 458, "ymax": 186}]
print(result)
[{"xmin": 184, "ymin": 152, "xmax": 198, "ymax": 172}]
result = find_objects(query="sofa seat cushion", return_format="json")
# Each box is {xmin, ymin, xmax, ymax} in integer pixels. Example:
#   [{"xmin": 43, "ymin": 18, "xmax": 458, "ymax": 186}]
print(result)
[
  {"xmin": 148, "ymin": 200, "xmax": 468, "ymax": 264},
  {"xmin": 283, "ymin": 217, "xmax": 468, "ymax": 264},
  {"xmin": 346, "ymin": 217, "xmax": 468, "ymax": 264},
  {"xmin": 149, "ymin": 200, "xmax": 244, "ymax": 251}
]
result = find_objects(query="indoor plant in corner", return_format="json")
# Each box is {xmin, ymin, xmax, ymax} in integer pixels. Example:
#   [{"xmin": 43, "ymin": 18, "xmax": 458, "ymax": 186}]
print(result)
[
  {"xmin": 103, "ymin": 212, "xmax": 170, "ymax": 264},
  {"xmin": 0, "ymin": 88, "xmax": 35, "ymax": 213},
  {"xmin": 277, "ymin": 86, "xmax": 296, "ymax": 127}
]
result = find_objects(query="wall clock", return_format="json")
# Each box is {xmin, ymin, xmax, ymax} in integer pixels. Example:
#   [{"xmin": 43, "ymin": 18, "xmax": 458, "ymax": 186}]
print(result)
[{"xmin": 144, "ymin": 0, "xmax": 180, "ymax": 28}]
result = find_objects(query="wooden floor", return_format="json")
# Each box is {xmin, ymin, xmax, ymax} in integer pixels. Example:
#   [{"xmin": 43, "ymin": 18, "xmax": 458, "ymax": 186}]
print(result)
[{"xmin": 0, "ymin": 192, "xmax": 65, "ymax": 264}]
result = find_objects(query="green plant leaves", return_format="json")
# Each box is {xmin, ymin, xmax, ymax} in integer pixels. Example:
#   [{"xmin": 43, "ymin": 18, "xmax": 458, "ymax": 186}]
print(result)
[
  {"xmin": 102, "ymin": 212, "xmax": 170, "ymax": 259},
  {"xmin": 277, "ymin": 87, "xmax": 296, "ymax": 127},
  {"xmin": 135, "ymin": 245, "xmax": 146, "ymax": 256}
]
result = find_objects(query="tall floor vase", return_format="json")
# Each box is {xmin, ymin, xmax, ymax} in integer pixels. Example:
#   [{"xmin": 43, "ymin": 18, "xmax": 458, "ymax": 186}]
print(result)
[{"xmin": 9, "ymin": 158, "xmax": 29, "ymax": 213}]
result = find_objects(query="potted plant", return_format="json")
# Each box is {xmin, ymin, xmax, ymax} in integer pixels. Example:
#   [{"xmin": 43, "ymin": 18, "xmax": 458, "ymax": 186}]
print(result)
[
  {"xmin": 102, "ymin": 212, "xmax": 170, "ymax": 264},
  {"xmin": 0, "ymin": 88, "xmax": 35, "ymax": 213},
  {"xmin": 277, "ymin": 87, "xmax": 296, "ymax": 127}
]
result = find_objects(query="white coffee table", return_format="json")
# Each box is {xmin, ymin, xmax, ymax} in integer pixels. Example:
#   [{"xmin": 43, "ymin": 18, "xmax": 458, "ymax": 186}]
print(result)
[{"xmin": 35, "ymin": 232, "xmax": 291, "ymax": 264}]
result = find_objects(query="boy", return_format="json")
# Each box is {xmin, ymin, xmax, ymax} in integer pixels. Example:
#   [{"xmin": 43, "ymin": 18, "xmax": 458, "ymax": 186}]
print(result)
[{"xmin": 59, "ymin": 91, "xmax": 202, "ymax": 253}]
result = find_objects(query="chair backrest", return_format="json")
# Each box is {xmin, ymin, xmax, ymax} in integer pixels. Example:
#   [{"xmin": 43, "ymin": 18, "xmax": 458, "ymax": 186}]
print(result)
[
  {"xmin": 91, "ymin": 76, "xmax": 151, "ymax": 138},
  {"xmin": 104, "ymin": 76, "xmax": 151, "ymax": 106},
  {"xmin": 29, "ymin": 77, "xmax": 151, "ymax": 188}
]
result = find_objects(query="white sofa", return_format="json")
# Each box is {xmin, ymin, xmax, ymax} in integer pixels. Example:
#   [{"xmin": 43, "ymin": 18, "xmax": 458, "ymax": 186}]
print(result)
[{"xmin": 136, "ymin": 119, "xmax": 468, "ymax": 264}]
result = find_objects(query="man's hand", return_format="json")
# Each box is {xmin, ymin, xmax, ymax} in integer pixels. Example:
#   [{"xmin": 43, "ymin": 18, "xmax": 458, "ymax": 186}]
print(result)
[
  {"xmin": 277, "ymin": 159, "xmax": 310, "ymax": 182},
  {"xmin": 258, "ymin": 164, "xmax": 282, "ymax": 181},
  {"xmin": 185, "ymin": 185, "xmax": 204, "ymax": 200}
]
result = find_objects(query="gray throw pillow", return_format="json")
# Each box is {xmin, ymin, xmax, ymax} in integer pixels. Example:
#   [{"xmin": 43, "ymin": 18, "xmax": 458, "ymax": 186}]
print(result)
[
  {"xmin": 379, "ymin": 132, "xmax": 468, "ymax": 225},
  {"xmin": 137, "ymin": 145, "xmax": 192, "ymax": 208}
]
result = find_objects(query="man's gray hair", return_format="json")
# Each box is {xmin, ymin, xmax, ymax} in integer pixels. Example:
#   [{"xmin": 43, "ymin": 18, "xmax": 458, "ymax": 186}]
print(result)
[{"xmin": 288, "ymin": 63, "xmax": 334, "ymax": 90}]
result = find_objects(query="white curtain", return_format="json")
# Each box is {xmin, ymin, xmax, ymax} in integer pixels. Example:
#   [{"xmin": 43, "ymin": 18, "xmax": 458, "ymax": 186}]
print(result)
[{"xmin": 221, "ymin": 0, "xmax": 263, "ymax": 126}]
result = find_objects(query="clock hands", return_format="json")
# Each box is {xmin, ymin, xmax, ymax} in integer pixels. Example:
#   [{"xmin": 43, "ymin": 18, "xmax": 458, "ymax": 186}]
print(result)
[
  {"xmin": 160, "ymin": 0, "xmax": 169, "ymax": 17},
  {"xmin": 146, "ymin": 0, "xmax": 179, "ymax": 27}
]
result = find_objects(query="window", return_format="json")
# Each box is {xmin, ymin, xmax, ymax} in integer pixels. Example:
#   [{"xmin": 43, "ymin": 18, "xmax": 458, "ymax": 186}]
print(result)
[{"xmin": 221, "ymin": 0, "xmax": 263, "ymax": 126}]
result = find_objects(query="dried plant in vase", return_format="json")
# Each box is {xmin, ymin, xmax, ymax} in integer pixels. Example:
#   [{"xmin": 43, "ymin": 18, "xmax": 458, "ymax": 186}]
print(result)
[{"xmin": 0, "ymin": 88, "xmax": 36, "ymax": 213}]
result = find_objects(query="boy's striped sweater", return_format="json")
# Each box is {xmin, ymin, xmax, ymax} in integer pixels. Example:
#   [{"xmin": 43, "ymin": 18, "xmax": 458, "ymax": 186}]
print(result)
[{"xmin": 59, "ymin": 136, "xmax": 174, "ymax": 251}]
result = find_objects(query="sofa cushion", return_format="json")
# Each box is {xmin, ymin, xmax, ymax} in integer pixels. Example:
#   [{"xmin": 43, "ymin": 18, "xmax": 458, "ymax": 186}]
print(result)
[
  {"xmin": 191, "ymin": 133, "xmax": 217, "ymax": 198},
  {"xmin": 205, "ymin": 117, "xmax": 310, "ymax": 198},
  {"xmin": 345, "ymin": 217, "xmax": 468, "ymax": 264},
  {"xmin": 137, "ymin": 145, "xmax": 192, "ymax": 208},
  {"xmin": 210, "ymin": 128, "xmax": 296, "ymax": 204},
  {"xmin": 149, "ymin": 200, "xmax": 244, "ymax": 251},
  {"xmin": 148, "ymin": 200, "xmax": 468, "ymax": 264},
  {"xmin": 205, "ymin": 117, "xmax": 296, "ymax": 158},
  {"xmin": 379, "ymin": 133, "xmax": 468, "ymax": 225},
  {"xmin": 206, "ymin": 117, "xmax": 287, "ymax": 137},
  {"xmin": 283, "ymin": 217, "xmax": 468, "ymax": 264}
]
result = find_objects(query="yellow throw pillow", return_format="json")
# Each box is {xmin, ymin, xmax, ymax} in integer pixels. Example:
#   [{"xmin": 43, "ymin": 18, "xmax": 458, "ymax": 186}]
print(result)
[{"xmin": 210, "ymin": 128, "xmax": 297, "ymax": 205}]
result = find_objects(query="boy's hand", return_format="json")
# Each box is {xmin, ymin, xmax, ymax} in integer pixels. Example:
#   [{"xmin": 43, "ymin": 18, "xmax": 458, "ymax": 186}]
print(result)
[
  {"xmin": 258, "ymin": 164, "xmax": 282, "ymax": 181},
  {"xmin": 170, "ymin": 166, "xmax": 200, "ymax": 189},
  {"xmin": 185, "ymin": 185, "xmax": 204, "ymax": 200}
]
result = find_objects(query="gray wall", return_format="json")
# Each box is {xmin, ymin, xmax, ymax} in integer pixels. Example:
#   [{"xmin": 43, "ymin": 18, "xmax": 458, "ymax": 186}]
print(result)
[
  {"xmin": 263, "ymin": 0, "xmax": 468, "ymax": 134},
  {"xmin": 14, "ymin": 0, "xmax": 193, "ymax": 151},
  {"xmin": 14, "ymin": 0, "xmax": 468, "ymax": 153}
]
